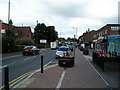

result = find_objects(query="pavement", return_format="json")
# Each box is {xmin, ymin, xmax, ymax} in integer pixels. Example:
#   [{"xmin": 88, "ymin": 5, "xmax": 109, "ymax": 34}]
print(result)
[{"xmin": 15, "ymin": 48, "xmax": 109, "ymax": 89}]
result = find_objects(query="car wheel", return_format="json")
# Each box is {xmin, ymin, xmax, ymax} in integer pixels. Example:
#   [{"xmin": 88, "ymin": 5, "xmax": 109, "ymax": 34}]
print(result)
[
  {"xmin": 33, "ymin": 51, "xmax": 35, "ymax": 55},
  {"xmin": 37, "ymin": 51, "xmax": 39, "ymax": 54},
  {"xmin": 23, "ymin": 53, "xmax": 25, "ymax": 56}
]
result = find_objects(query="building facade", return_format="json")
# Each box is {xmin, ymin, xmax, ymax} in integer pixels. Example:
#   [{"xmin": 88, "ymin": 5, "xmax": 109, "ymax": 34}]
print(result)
[
  {"xmin": 0, "ymin": 21, "xmax": 34, "ymax": 44},
  {"xmin": 79, "ymin": 24, "xmax": 120, "ymax": 49}
]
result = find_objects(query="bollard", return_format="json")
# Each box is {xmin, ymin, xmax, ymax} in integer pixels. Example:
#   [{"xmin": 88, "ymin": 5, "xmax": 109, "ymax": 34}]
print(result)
[
  {"xmin": 41, "ymin": 56, "xmax": 43, "ymax": 73},
  {"xmin": 4, "ymin": 67, "xmax": 9, "ymax": 90}
]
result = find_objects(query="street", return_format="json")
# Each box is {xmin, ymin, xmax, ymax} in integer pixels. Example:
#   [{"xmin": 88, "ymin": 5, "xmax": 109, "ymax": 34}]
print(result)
[
  {"xmin": 0, "ymin": 48, "xmax": 120, "ymax": 89},
  {"xmin": 1, "ymin": 49, "xmax": 57, "ymax": 88}
]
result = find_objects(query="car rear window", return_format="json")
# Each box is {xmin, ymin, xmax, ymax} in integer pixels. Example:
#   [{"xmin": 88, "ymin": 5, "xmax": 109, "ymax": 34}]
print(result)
[
  {"xmin": 58, "ymin": 47, "xmax": 68, "ymax": 51},
  {"xmin": 24, "ymin": 46, "xmax": 33, "ymax": 49}
]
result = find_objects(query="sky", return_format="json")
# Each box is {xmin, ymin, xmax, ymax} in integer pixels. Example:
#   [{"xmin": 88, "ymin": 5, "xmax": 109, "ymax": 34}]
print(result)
[{"xmin": 0, "ymin": 0, "xmax": 119, "ymax": 39}]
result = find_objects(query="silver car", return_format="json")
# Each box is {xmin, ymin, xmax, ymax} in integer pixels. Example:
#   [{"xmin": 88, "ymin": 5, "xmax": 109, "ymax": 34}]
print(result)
[{"xmin": 56, "ymin": 46, "xmax": 71, "ymax": 59}]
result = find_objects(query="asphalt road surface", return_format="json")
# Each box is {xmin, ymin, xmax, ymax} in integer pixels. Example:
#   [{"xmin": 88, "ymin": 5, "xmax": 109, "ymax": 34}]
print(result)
[{"xmin": 1, "ymin": 49, "xmax": 57, "ymax": 88}]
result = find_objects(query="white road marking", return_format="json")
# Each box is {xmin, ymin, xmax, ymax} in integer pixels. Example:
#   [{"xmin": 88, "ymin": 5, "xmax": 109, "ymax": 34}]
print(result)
[
  {"xmin": 1, "ymin": 62, "xmax": 16, "ymax": 69},
  {"xmin": 13, "ymin": 60, "xmax": 56, "ymax": 88},
  {"xmin": 43, "ymin": 61, "xmax": 52, "ymax": 67},
  {"xmin": 56, "ymin": 70, "xmax": 66, "ymax": 89},
  {"xmin": 84, "ymin": 55, "xmax": 110, "ymax": 87},
  {"xmin": 13, "ymin": 71, "xmax": 34, "ymax": 88},
  {"xmin": 24, "ymin": 56, "xmax": 36, "ymax": 61}
]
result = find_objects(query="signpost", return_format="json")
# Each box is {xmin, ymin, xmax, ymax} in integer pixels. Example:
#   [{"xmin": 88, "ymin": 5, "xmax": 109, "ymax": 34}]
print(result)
[
  {"xmin": 111, "ymin": 26, "xmax": 120, "ymax": 31},
  {"xmin": 40, "ymin": 40, "xmax": 47, "ymax": 44}
]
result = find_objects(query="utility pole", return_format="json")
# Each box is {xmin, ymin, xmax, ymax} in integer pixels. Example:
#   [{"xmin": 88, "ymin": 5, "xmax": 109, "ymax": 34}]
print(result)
[
  {"xmin": 8, "ymin": 0, "xmax": 10, "ymax": 24},
  {"xmin": 73, "ymin": 27, "xmax": 77, "ymax": 39},
  {"xmin": 76, "ymin": 28, "xmax": 77, "ymax": 39}
]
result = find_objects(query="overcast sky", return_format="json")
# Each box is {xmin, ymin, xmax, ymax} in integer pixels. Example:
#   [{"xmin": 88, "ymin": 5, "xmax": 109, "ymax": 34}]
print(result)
[{"xmin": 0, "ymin": 0, "xmax": 119, "ymax": 39}]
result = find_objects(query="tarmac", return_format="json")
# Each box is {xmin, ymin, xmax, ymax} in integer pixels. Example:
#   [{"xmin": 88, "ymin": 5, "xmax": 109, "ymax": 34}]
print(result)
[{"xmin": 16, "ymin": 48, "xmax": 109, "ymax": 89}]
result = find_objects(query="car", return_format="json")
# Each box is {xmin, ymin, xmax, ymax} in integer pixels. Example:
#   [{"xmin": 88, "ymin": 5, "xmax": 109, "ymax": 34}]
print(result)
[
  {"xmin": 79, "ymin": 46, "xmax": 84, "ymax": 51},
  {"xmin": 83, "ymin": 48, "xmax": 89, "ymax": 55},
  {"xmin": 22, "ymin": 46, "xmax": 40, "ymax": 56},
  {"xmin": 56, "ymin": 46, "xmax": 71, "ymax": 59},
  {"xmin": 67, "ymin": 44, "xmax": 74, "ymax": 51}
]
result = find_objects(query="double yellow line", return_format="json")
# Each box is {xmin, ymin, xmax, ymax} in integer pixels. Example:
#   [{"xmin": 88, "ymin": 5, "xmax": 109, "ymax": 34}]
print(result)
[
  {"xmin": 0, "ymin": 71, "xmax": 34, "ymax": 89},
  {"xmin": 0, "ymin": 64, "xmax": 58, "ymax": 89}
]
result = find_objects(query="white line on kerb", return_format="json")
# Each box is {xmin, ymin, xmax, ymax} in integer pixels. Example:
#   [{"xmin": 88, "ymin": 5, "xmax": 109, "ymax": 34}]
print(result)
[
  {"xmin": 84, "ymin": 55, "xmax": 110, "ymax": 87},
  {"xmin": 13, "ymin": 60, "xmax": 55, "ymax": 88},
  {"xmin": 56, "ymin": 70, "xmax": 66, "ymax": 89}
]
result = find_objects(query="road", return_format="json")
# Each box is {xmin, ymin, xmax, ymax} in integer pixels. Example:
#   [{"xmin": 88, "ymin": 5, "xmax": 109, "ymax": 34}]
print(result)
[
  {"xmin": 1, "ymin": 48, "xmax": 119, "ymax": 89},
  {"xmin": 1, "ymin": 49, "xmax": 57, "ymax": 88}
]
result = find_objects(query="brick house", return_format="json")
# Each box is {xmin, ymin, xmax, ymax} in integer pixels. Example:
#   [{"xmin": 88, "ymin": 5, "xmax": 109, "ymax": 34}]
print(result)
[
  {"xmin": 93, "ymin": 24, "xmax": 120, "ymax": 40},
  {"xmin": 78, "ymin": 24, "xmax": 120, "ymax": 48},
  {"xmin": 0, "ymin": 21, "xmax": 34, "ymax": 44}
]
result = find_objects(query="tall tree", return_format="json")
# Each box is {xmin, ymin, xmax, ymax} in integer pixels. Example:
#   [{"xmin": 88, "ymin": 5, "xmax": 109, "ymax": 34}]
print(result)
[
  {"xmin": 34, "ymin": 23, "xmax": 46, "ymax": 44},
  {"xmin": 2, "ymin": 29, "xmax": 15, "ymax": 53},
  {"xmin": 46, "ymin": 26, "xmax": 58, "ymax": 43},
  {"xmin": 34, "ymin": 23, "xmax": 58, "ymax": 44}
]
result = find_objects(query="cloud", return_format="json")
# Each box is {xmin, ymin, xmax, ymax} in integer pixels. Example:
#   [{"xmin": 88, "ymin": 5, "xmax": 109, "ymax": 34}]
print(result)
[{"xmin": 0, "ymin": 0, "xmax": 119, "ymax": 39}]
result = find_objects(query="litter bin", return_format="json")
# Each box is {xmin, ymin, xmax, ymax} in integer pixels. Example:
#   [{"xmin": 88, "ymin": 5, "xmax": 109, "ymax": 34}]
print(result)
[{"xmin": 58, "ymin": 56, "xmax": 74, "ymax": 67}]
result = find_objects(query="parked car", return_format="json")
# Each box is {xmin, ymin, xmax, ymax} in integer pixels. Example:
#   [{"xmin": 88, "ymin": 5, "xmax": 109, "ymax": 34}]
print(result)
[
  {"xmin": 56, "ymin": 46, "xmax": 71, "ymax": 59},
  {"xmin": 79, "ymin": 46, "xmax": 84, "ymax": 51},
  {"xmin": 67, "ymin": 44, "xmax": 74, "ymax": 51},
  {"xmin": 83, "ymin": 48, "xmax": 89, "ymax": 55},
  {"xmin": 22, "ymin": 46, "xmax": 40, "ymax": 56}
]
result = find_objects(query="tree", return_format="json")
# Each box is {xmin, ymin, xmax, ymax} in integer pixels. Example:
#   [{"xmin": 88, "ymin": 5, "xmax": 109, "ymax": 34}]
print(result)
[
  {"xmin": 34, "ymin": 23, "xmax": 46, "ymax": 44},
  {"xmin": 46, "ymin": 26, "xmax": 58, "ymax": 43},
  {"xmin": 34, "ymin": 23, "xmax": 58, "ymax": 45},
  {"xmin": 2, "ymin": 29, "xmax": 16, "ymax": 53}
]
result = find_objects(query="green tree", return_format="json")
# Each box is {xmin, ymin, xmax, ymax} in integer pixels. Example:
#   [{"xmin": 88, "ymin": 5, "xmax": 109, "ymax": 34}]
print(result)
[
  {"xmin": 46, "ymin": 26, "xmax": 58, "ymax": 43},
  {"xmin": 34, "ymin": 23, "xmax": 58, "ymax": 45},
  {"xmin": 34, "ymin": 23, "xmax": 46, "ymax": 44},
  {"xmin": 2, "ymin": 29, "xmax": 16, "ymax": 53}
]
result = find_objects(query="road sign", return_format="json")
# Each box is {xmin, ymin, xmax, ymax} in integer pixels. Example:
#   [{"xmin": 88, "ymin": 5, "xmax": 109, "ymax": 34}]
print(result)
[{"xmin": 40, "ymin": 40, "xmax": 47, "ymax": 43}]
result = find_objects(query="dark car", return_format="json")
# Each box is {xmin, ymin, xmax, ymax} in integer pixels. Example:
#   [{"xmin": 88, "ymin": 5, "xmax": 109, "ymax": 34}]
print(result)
[
  {"xmin": 83, "ymin": 48, "xmax": 89, "ymax": 55},
  {"xmin": 22, "ymin": 46, "xmax": 40, "ymax": 56}
]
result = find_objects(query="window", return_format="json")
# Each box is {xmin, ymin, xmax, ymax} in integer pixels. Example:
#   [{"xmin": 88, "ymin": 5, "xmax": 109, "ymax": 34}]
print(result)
[{"xmin": 105, "ymin": 29, "xmax": 107, "ymax": 34}]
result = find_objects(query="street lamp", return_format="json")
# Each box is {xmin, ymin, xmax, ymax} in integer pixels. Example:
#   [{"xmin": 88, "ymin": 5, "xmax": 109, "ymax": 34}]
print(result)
[{"xmin": 73, "ymin": 27, "xmax": 77, "ymax": 39}]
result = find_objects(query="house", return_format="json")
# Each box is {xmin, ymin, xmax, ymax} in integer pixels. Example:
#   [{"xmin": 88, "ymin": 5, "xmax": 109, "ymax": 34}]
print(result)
[
  {"xmin": 0, "ymin": 21, "xmax": 34, "ymax": 44},
  {"xmin": 78, "ymin": 24, "xmax": 120, "ymax": 49}
]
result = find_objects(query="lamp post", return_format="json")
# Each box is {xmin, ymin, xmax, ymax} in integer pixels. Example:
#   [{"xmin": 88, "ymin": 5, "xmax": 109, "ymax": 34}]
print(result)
[
  {"xmin": 8, "ymin": 0, "xmax": 10, "ymax": 24},
  {"xmin": 73, "ymin": 27, "xmax": 77, "ymax": 39}
]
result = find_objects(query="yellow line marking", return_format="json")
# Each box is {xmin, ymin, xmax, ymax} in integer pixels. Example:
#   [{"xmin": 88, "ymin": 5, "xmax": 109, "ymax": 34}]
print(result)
[
  {"xmin": 0, "ymin": 86, "xmax": 4, "ymax": 90},
  {"xmin": 16, "ymin": 78, "xmax": 35, "ymax": 88},
  {"xmin": 9, "ymin": 71, "xmax": 33, "ymax": 84},
  {"xmin": 0, "ymin": 64, "xmax": 58, "ymax": 89},
  {"xmin": 0, "ymin": 55, "xmax": 21, "ymax": 60},
  {"xmin": 9, "ymin": 73, "xmax": 32, "ymax": 87},
  {"xmin": 0, "ymin": 71, "xmax": 34, "ymax": 89}
]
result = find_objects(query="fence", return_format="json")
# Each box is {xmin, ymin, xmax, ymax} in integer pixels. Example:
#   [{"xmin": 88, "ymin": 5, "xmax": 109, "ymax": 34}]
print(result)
[
  {"xmin": 92, "ymin": 52, "xmax": 105, "ymax": 71},
  {"xmin": 92, "ymin": 52, "xmax": 120, "ymax": 71}
]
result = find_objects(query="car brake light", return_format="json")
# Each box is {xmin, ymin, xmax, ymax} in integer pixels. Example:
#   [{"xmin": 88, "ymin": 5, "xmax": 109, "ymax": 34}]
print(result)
[
  {"xmin": 97, "ymin": 50, "xmax": 104, "ymax": 55},
  {"xmin": 23, "ymin": 49, "xmax": 25, "ymax": 51},
  {"xmin": 63, "ymin": 56, "xmax": 73, "ymax": 58},
  {"xmin": 29, "ymin": 49, "xmax": 32, "ymax": 51}
]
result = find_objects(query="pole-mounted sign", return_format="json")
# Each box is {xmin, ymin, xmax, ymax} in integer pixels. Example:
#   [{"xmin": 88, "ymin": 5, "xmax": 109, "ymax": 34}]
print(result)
[{"xmin": 40, "ymin": 40, "xmax": 47, "ymax": 43}]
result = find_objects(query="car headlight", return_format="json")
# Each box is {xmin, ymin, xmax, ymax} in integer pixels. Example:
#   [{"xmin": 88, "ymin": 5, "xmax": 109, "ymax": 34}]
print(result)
[{"xmin": 59, "ymin": 55, "xmax": 64, "ymax": 57}]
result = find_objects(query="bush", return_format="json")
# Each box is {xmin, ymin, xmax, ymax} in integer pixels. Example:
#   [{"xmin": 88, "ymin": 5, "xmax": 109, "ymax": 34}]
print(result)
[
  {"xmin": 15, "ymin": 38, "xmax": 34, "ymax": 45},
  {"xmin": 15, "ymin": 45, "xmax": 26, "ymax": 51}
]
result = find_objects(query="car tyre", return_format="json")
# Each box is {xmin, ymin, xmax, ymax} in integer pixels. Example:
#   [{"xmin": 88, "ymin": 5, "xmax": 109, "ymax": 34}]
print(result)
[{"xmin": 33, "ymin": 51, "xmax": 35, "ymax": 55}]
